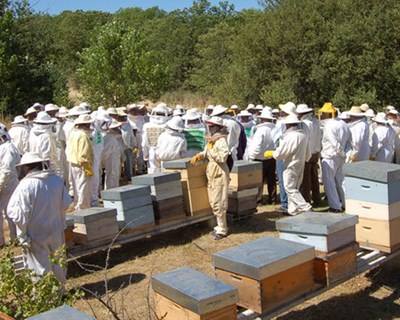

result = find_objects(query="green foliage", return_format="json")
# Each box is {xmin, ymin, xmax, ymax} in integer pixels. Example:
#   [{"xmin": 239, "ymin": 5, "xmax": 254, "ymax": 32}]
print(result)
[{"xmin": 0, "ymin": 245, "xmax": 82, "ymax": 319}]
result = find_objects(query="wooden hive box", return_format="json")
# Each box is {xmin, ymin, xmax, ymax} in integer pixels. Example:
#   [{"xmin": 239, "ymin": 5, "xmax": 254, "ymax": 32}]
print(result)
[
  {"xmin": 152, "ymin": 267, "xmax": 238, "ymax": 320},
  {"xmin": 163, "ymin": 159, "xmax": 207, "ymax": 181},
  {"xmin": 213, "ymin": 237, "xmax": 315, "ymax": 314},
  {"xmin": 228, "ymin": 187, "xmax": 258, "ymax": 215},
  {"xmin": 229, "ymin": 161, "xmax": 262, "ymax": 191},
  {"xmin": 346, "ymin": 199, "xmax": 400, "ymax": 221},
  {"xmin": 276, "ymin": 211, "xmax": 358, "ymax": 253},
  {"xmin": 26, "ymin": 305, "xmax": 95, "ymax": 320},
  {"xmin": 153, "ymin": 196, "xmax": 186, "ymax": 224},
  {"xmin": 71, "ymin": 207, "xmax": 119, "ymax": 245},
  {"xmin": 314, "ymin": 243, "xmax": 358, "ymax": 286},
  {"xmin": 65, "ymin": 215, "xmax": 75, "ymax": 248}
]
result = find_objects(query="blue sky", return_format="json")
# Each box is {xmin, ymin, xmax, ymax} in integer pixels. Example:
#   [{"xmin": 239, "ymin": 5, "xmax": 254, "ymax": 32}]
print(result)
[{"xmin": 30, "ymin": 0, "xmax": 261, "ymax": 15}]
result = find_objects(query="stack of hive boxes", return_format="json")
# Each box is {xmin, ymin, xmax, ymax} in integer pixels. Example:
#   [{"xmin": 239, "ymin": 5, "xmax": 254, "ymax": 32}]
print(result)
[
  {"xmin": 213, "ymin": 237, "xmax": 315, "ymax": 314},
  {"xmin": 70, "ymin": 207, "xmax": 119, "ymax": 245},
  {"xmin": 228, "ymin": 160, "xmax": 262, "ymax": 219},
  {"xmin": 163, "ymin": 159, "xmax": 212, "ymax": 217},
  {"xmin": 276, "ymin": 211, "xmax": 358, "ymax": 286},
  {"xmin": 26, "ymin": 305, "xmax": 95, "ymax": 320},
  {"xmin": 344, "ymin": 161, "xmax": 400, "ymax": 253},
  {"xmin": 132, "ymin": 172, "xmax": 186, "ymax": 224},
  {"xmin": 102, "ymin": 185, "xmax": 155, "ymax": 231},
  {"xmin": 152, "ymin": 267, "xmax": 238, "ymax": 320}
]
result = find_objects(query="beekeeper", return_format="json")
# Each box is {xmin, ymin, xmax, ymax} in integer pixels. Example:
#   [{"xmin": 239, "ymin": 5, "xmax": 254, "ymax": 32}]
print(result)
[
  {"xmin": 24, "ymin": 106, "xmax": 38, "ymax": 128},
  {"xmin": 0, "ymin": 128, "xmax": 20, "ymax": 246},
  {"xmin": 7, "ymin": 152, "xmax": 71, "ymax": 283},
  {"xmin": 102, "ymin": 119, "xmax": 123, "ymax": 189},
  {"xmin": 320, "ymin": 110, "xmax": 352, "ymax": 212},
  {"xmin": 203, "ymin": 104, "xmax": 214, "ymax": 121},
  {"xmin": 191, "ymin": 116, "xmax": 229, "ymax": 240},
  {"xmin": 66, "ymin": 114, "xmax": 94, "ymax": 210},
  {"xmin": 370, "ymin": 113, "xmax": 396, "ymax": 163},
  {"xmin": 9, "ymin": 115, "xmax": 30, "ymax": 155},
  {"xmin": 296, "ymin": 104, "xmax": 321, "ymax": 205},
  {"xmin": 54, "ymin": 107, "xmax": 69, "ymax": 183},
  {"xmin": 237, "ymin": 110, "xmax": 255, "ymax": 138},
  {"xmin": 246, "ymin": 104, "xmax": 257, "ymax": 116},
  {"xmin": 317, "ymin": 102, "xmax": 337, "ymax": 121},
  {"xmin": 44, "ymin": 103, "xmax": 60, "ymax": 118},
  {"xmin": 117, "ymin": 109, "xmax": 137, "ymax": 180},
  {"xmin": 31, "ymin": 102, "xmax": 44, "ymax": 112},
  {"xmin": 127, "ymin": 104, "xmax": 147, "ymax": 174},
  {"xmin": 183, "ymin": 109, "xmax": 206, "ymax": 157},
  {"xmin": 29, "ymin": 111, "xmax": 58, "ymax": 172},
  {"xmin": 266, "ymin": 113, "xmax": 312, "ymax": 215},
  {"xmin": 245, "ymin": 109, "xmax": 277, "ymax": 204},
  {"xmin": 347, "ymin": 106, "xmax": 370, "ymax": 162},
  {"xmin": 211, "ymin": 105, "xmax": 241, "ymax": 160},
  {"xmin": 142, "ymin": 103, "xmax": 169, "ymax": 173},
  {"xmin": 255, "ymin": 104, "xmax": 264, "ymax": 116}
]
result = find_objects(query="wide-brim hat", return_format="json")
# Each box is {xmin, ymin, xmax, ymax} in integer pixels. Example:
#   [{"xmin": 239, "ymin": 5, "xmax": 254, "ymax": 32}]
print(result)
[
  {"xmin": 364, "ymin": 109, "xmax": 375, "ymax": 118},
  {"xmin": 237, "ymin": 110, "xmax": 253, "ymax": 118},
  {"xmin": 44, "ymin": 103, "xmax": 59, "ymax": 112},
  {"xmin": 183, "ymin": 110, "xmax": 201, "ymax": 121},
  {"xmin": 360, "ymin": 103, "xmax": 370, "ymax": 112},
  {"xmin": 296, "ymin": 104, "xmax": 313, "ymax": 114},
  {"xmin": 210, "ymin": 105, "xmax": 228, "ymax": 117},
  {"xmin": 318, "ymin": 102, "xmax": 335, "ymax": 114},
  {"xmin": 279, "ymin": 102, "xmax": 296, "ymax": 115},
  {"xmin": 56, "ymin": 107, "xmax": 69, "ymax": 118},
  {"xmin": 167, "ymin": 117, "xmax": 184, "ymax": 131},
  {"xmin": 16, "ymin": 152, "xmax": 48, "ymax": 167},
  {"xmin": 230, "ymin": 105, "xmax": 239, "ymax": 110},
  {"xmin": 68, "ymin": 106, "xmax": 91, "ymax": 117},
  {"xmin": 109, "ymin": 119, "xmax": 122, "ymax": 129},
  {"xmin": 255, "ymin": 104, "xmax": 264, "ymax": 110},
  {"xmin": 107, "ymin": 107, "xmax": 119, "ymax": 115},
  {"xmin": 246, "ymin": 104, "xmax": 256, "ymax": 110},
  {"xmin": 74, "ymin": 114, "xmax": 93, "ymax": 125},
  {"xmin": 205, "ymin": 116, "xmax": 226, "ymax": 127},
  {"xmin": 372, "ymin": 112, "xmax": 388, "ymax": 125},
  {"xmin": 34, "ymin": 111, "xmax": 57, "ymax": 124},
  {"xmin": 24, "ymin": 106, "xmax": 37, "ymax": 116},
  {"xmin": 12, "ymin": 115, "xmax": 27, "ymax": 124},
  {"xmin": 347, "ymin": 106, "xmax": 365, "ymax": 117},
  {"xmin": 258, "ymin": 109, "xmax": 275, "ymax": 120},
  {"xmin": 338, "ymin": 111, "xmax": 350, "ymax": 120},
  {"xmin": 282, "ymin": 114, "xmax": 301, "ymax": 124}
]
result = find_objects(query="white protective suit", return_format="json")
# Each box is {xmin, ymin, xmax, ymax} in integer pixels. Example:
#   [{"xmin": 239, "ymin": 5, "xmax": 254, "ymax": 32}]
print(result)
[
  {"xmin": 91, "ymin": 125, "xmax": 105, "ymax": 206},
  {"xmin": 55, "ymin": 120, "xmax": 68, "ymax": 180},
  {"xmin": 348, "ymin": 118, "xmax": 370, "ymax": 162},
  {"xmin": 321, "ymin": 118, "xmax": 352, "ymax": 211},
  {"xmin": 7, "ymin": 170, "xmax": 72, "ymax": 283},
  {"xmin": 0, "ymin": 141, "xmax": 21, "ymax": 245},
  {"xmin": 156, "ymin": 129, "xmax": 187, "ymax": 166},
  {"xmin": 121, "ymin": 121, "xmax": 137, "ymax": 179},
  {"xmin": 222, "ymin": 116, "xmax": 241, "ymax": 161},
  {"xmin": 142, "ymin": 116, "xmax": 168, "ymax": 173},
  {"xmin": 370, "ymin": 124, "xmax": 396, "ymax": 163},
  {"xmin": 102, "ymin": 132, "xmax": 122, "ymax": 189},
  {"xmin": 128, "ymin": 115, "xmax": 147, "ymax": 173},
  {"xmin": 301, "ymin": 114, "xmax": 322, "ymax": 155},
  {"xmin": 29, "ymin": 124, "xmax": 58, "ymax": 172},
  {"xmin": 9, "ymin": 124, "xmax": 30, "ymax": 155},
  {"xmin": 245, "ymin": 122, "xmax": 275, "ymax": 160},
  {"xmin": 273, "ymin": 126, "xmax": 312, "ymax": 215}
]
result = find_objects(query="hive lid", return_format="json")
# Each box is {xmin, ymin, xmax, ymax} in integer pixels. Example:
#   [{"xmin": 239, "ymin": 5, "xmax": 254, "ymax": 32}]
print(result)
[
  {"xmin": 132, "ymin": 172, "xmax": 181, "ymax": 185},
  {"xmin": 26, "ymin": 305, "xmax": 95, "ymax": 320},
  {"xmin": 152, "ymin": 267, "xmax": 238, "ymax": 315},
  {"xmin": 344, "ymin": 161, "xmax": 400, "ymax": 183},
  {"xmin": 101, "ymin": 184, "xmax": 151, "ymax": 200},
  {"xmin": 231, "ymin": 160, "xmax": 262, "ymax": 173},
  {"xmin": 212, "ymin": 237, "xmax": 314, "ymax": 280},
  {"xmin": 162, "ymin": 158, "xmax": 192, "ymax": 169},
  {"xmin": 71, "ymin": 207, "xmax": 117, "ymax": 224},
  {"xmin": 276, "ymin": 212, "xmax": 358, "ymax": 235}
]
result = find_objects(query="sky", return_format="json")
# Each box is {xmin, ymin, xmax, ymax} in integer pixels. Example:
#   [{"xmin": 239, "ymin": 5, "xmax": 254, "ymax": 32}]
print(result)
[{"xmin": 30, "ymin": 0, "xmax": 261, "ymax": 15}]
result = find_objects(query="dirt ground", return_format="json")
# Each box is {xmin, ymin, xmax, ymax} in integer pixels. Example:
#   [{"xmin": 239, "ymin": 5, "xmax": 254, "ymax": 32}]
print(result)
[{"xmin": 64, "ymin": 204, "xmax": 400, "ymax": 320}]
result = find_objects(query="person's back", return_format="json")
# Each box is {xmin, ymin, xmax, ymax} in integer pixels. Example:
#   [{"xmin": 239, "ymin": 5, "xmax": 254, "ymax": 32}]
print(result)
[
  {"xmin": 29, "ymin": 124, "xmax": 57, "ymax": 166},
  {"xmin": 222, "ymin": 117, "xmax": 241, "ymax": 160},
  {"xmin": 349, "ymin": 118, "xmax": 370, "ymax": 161},
  {"xmin": 156, "ymin": 130, "xmax": 186, "ymax": 162},
  {"xmin": 371, "ymin": 125, "xmax": 396, "ymax": 162},
  {"xmin": 9, "ymin": 124, "xmax": 29, "ymax": 155},
  {"xmin": 321, "ymin": 118, "xmax": 351, "ymax": 159},
  {"xmin": 274, "ymin": 127, "xmax": 308, "ymax": 169},
  {"xmin": 246, "ymin": 122, "xmax": 275, "ymax": 160}
]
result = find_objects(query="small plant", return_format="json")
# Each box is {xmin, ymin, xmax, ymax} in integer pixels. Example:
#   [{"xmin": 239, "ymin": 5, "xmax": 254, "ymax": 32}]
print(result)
[{"xmin": 0, "ymin": 245, "xmax": 82, "ymax": 320}]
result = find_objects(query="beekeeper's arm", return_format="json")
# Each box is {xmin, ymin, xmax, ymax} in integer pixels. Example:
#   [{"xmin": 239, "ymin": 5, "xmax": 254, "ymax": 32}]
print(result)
[
  {"xmin": 207, "ymin": 138, "xmax": 229, "ymax": 163},
  {"xmin": 77, "ymin": 134, "xmax": 94, "ymax": 176},
  {"xmin": 273, "ymin": 135, "xmax": 294, "ymax": 161},
  {"xmin": 141, "ymin": 126, "xmax": 150, "ymax": 160},
  {"xmin": 247, "ymin": 129, "xmax": 264, "ymax": 160}
]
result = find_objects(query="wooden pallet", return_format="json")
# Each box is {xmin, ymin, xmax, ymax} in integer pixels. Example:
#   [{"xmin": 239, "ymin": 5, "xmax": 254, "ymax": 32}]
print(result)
[
  {"xmin": 237, "ymin": 247, "xmax": 400, "ymax": 320},
  {"xmin": 68, "ymin": 214, "xmax": 215, "ymax": 260}
]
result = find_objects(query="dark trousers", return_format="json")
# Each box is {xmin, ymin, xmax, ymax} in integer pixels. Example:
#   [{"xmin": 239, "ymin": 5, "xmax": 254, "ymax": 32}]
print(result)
[
  {"xmin": 300, "ymin": 153, "xmax": 321, "ymax": 205},
  {"xmin": 256, "ymin": 158, "xmax": 277, "ymax": 204}
]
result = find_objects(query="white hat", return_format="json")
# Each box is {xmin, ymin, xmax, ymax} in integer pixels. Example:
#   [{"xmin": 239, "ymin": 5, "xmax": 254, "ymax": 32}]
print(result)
[
  {"xmin": 107, "ymin": 107, "xmax": 118, "ymax": 115},
  {"xmin": 34, "ymin": 111, "xmax": 57, "ymax": 124},
  {"xmin": 210, "ymin": 105, "xmax": 228, "ymax": 117},
  {"xmin": 263, "ymin": 106, "xmax": 272, "ymax": 111},
  {"xmin": 258, "ymin": 109, "xmax": 275, "ymax": 120},
  {"xmin": 166, "ymin": 117, "xmax": 184, "ymax": 131},
  {"xmin": 98, "ymin": 106, "xmax": 106, "ymax": 111},
  {"xmin": 17, "ymin": 152, "xmax": 47, "ymax": 167},
  {"xmin": 24, "ymin": 106, "xmax": 37, "ymax": 116},
  {"xmin": 206, "ymin": 104, "xmax": 214, "ymax": 110},
  {"xmin": 364, "ymin": 109, "xmax": 375, "ymax": 118},
  {"xmin": 127, "ymin": 103, "xmax": 138, "ymax": 111},
  {"xmin": 282, "ymin": 113, "xmax": 301, "ymax": 124},
  {"xmin": 386, "ymin": 105, "xmax": 396, "ymax": 112},
  {"xmin": 12, "ymin": 115, "xmax": 27, "ymax": 124},
  {"xmin": 32, "ymin": 102, "xmax": 44, "ymax": 110},
  {"xmin": 372, "ymin": 112, "xmax": 388, "ymax": 125},
  {"xmin": 296, "ymin": 104, "xmax": 313, "ymax": 114},
  {"xmin": 272, "ymin": 108, "xmax": 280, "ymax": 114},
  {"xmin": 74, "ymin": 114, "xmax": 93, "ymax": 125},
  {"xmin": 173, "ymin": 109, "xmax": 185, "ymax": 116},
  {"xmin": 151, "ymin": 103, "xmax": 169, "ymax": 116},
  {"xmin": 388, "ymin": 109, "xmax": 399, "ymax": 116},
  {"xmin": 230, "ymin": 105, "xmax": 239, "ymax": 110},
  {"xmin": 79, "ymin": 102, "xmax": 91, "ymax": 111},
  {"xmin": 360, "ymin": 103, "xmax": 370, "ymax": 112},
  {"xmin": 117, "ymin": 108, "xmax": 127, "ymax": 117},
  {"xmin": 68, "ymin": 105, "xmax": 90, "ymax": 117},
  {"xmin": 237, "ymin": 110, "xmax": 253, "ymax": 118},
  {"xmin": 56, "ymin": 107, "xmax": 69, "ymax": 118},
  {"xmin": 347, "ymin": 106, "xmax": 365, "ymax": 117},
  {"xmin": 255, "ymin": 104, "xmax": 264, "ymax": 110},
  {"xmin": 246, "ymin": 104, "xmax": 256, "ymax": 110},
  {"xmin": 109, "ymin": 119, "xmax": 122, "ymax": 129},
  {"xmin": 279, "ymin": 102, "xmax": 296, "ymax": 115},
  {"xmin": 182, "ymin": 109, "xmax": 201, "ymax": 121},
  {"xmin": 205, "ymin": 116, "xmax": 226, "ymax": 127},
  {"xmin": 44, "ymin": 104, "xmax": 59, "ymax": 112},
  {"xmin": 338, "ymin": 111, "xmax": 350, "ymax": 120}
]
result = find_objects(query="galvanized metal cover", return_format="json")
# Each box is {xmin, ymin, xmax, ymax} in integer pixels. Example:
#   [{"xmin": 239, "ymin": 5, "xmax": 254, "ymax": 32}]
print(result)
[
  {"xmin": 162, "ymin": 158, "xmax": 192, "ymax": 169},
  {"xmin": 132, "ymin": 172, "xmax": 181, "ymax": 185},
  {"xmin": 152, "ymin": 267, "xmax": 238, "ymax": 315},
  {"xmin": 27, "ymin": 305, "xmax": 95, "ymax": 320},
  {"xmin": 230, "ymin": 160, "xmax": 262, "ymax": 174},
  {"xmin": 212, "ymin": 237, "xmax": 314, "ymax": 280},
  {"xmin": 101, "ymin": 184, "xmax": 151, "ymax": 201},
  {"xmin": 344, "ymin": 161, "xmax": 400, "ymax": 183},
  {"xmin": 71, "ymin": 207, "xmax": 117, "ymax": 224},
  {"xmin": 275, "ymin": 212, "xmax": 358, "ymax": 235}
]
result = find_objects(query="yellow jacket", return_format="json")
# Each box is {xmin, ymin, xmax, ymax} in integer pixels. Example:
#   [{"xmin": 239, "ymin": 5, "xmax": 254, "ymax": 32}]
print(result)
[{"xmin": 66, "ymin": 129, "xmax": 93, "ymax": 167}]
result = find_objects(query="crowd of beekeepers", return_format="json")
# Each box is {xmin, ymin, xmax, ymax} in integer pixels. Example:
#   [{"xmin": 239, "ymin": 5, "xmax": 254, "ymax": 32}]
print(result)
[{"xmin": 1, "ymin": 101, "xmax": 399, "ymax": 282}]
